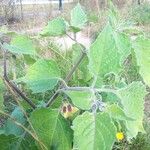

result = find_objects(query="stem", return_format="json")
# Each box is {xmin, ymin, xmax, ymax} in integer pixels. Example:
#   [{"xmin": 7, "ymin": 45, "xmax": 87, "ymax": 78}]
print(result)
[
  {"xmin": 45, "ymin": 89, "xmax": 62, "ymax": 107},
  {"xmin": 62, "ymin": 86, "xmax": 117, "ymax": 94},
  {"xmin": 66, "ymin": 33, "xmax": 77, "ymax": 43},
  {"xmin": 4, "ymin": 76, "xmax": 36, "ymax": 109},
  {"xmin": 46, "ymin": 52, "xmax": 86, "ymax": 107},
  {"xmin": 65, "ymin": 52, "xmax": 86, "ymax": 82}
]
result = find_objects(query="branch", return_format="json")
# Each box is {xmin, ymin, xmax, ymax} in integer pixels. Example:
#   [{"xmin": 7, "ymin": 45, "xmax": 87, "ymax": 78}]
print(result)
[
  {"xmin": 4, "ymin": 76, "xmax": 36, "ymax": 109},
  {"xmin": 46, "ymin": 51, "xmax": 86, "ymax": 107},
  {"xmin": 65, "ymin": 52, "xmax": 86, "ymax": 82},
  {"xmin": 46, "ymin": 86, "xmax": 116, "ymax": 107},
  {"xmin": 62, "ymin": 86, "xmax": 117, "ymax": 94},
  {"xmin": 66, "ymin": 33, "xmax": 77, "ymax": 43}
]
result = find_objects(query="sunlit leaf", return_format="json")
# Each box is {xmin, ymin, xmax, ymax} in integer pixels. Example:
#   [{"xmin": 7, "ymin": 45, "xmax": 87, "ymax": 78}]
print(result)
[
  {"xmin": 72, "ymin": 112, "xmax": 116, "ymax": 150},
  {"xmin": 116, "ymin": 82, "xmax": 147, "ymax": 139},
  {"xmin": 88, "ymin": 24, "xmax": 131, "ymax": 86},
  {"xmin": 133, "ymin": 37, "xmax": 150, "ymax": 87},
  {"xmin": 65, "ymin": 90, "xmax": 92, "ymax": 110}
]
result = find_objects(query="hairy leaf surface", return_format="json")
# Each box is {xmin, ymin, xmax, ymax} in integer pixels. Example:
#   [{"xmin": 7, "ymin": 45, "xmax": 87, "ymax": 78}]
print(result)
[
  {"xmin": 116, "ymin": 82, "xmax": 147, "ymax": 139},
  {"xmin": 133, "ymin": 37, "xmax": 150, "ymax": 86},
  {"xmin": 65, "ymin": 90, "xmax": 92, "ymax": 110},
  {"xmin": 19, "ymin": 59, "xmax": 61, "ymax": 93},
  {"xmin": 88, "ymin": 24, "xmax": 131, "ymax": 86},
  {"xmin": 72, "ymin": 112, "xmax": 116, "ymax": 150}
]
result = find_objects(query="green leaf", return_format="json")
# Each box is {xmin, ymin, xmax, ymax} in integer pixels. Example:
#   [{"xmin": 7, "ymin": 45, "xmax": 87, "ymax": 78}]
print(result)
[
  {"xmin": 72, "ymin": 112, "xmax": 116, "ymax": 150},
  {"xmin": 0, "ymin": 134, "xmax": 38, "ymax": 150},
  {"xmin": 3, "ymin": 35, "xmax": 36, "ymax": 55},
  {"xmin": 106, "ymin": 104, "xmax": 133, "ymax": 121},
  {"xmin": 64, "ymin": 90, "xmax": 92, "ymax": 110},
  {"xmin": 133, "ymin": 37, "xmax": 150, "ymax": 86},
  {"xmin": 19, "ymin": 59, "xmax": 61, "ymax": 93},
  {"xmin": 88, "ymin": 24, "xmax": 131, "ymax": 86},
  {"xmin": 40, "ymin": 18, "xmax": 67, "ymax": 37},
  {"xmin": 71, "ymin": 3, "xmax": 87, "ymax": 29},
  {"xmin": 116, "ymin": 82, "xmax": 147, "ymax": 139},
  {"xmin": 0, "ymin": 134, "xmax": 19, "ymax": 150},
  {"xmin": 88, "ymin": 24, "xmax": 120, "ymax": 80},
  {"xmin": 113, "ymin": 32, "xmax": 131, "ymax": 64},
  {"xmin": 30, "ymin": 108, "xmax": 73, "ymax": 150},
  {"xmin": 4, "ymin": 107, "xmax": 26, "ymax": 136}
]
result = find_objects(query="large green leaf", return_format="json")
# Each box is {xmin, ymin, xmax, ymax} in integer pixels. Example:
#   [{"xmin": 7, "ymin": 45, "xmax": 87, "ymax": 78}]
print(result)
[
  {"xmin": 70, "ymin": 3, "xmax": 87, "ymax": 30},
  {"xmin": 72, "ymin": 112, "xmax": 116, "ymax": 150},
  {"xmin": 133, "ymin": 37, "xmax": 150, "ymax": 86},
  {"xmin": 19, "ymin": 59, "xmax": 61, "ymax": 93},
  {"xmin": 65, "ymin": 90, "xmax": 92, "ymax": 110},
  {"xmin": 40, "ymin": 18, "xmax": 67, "ymax": 37},
  {"xmin": 4, "ymin": 107, "xmax": 26, "ymax": 136},
  {"xmin": 116, "ymin": 82, "xmax": 147, "ymax": 139},
  {"xmin": 30, "ymin": 108, "xmax": 73, "ymax": 150},
  {"xmin": 88, "ymin": 24, "xmax": 131, "ymax": 86},
  {"xmin": 3, "ymin": 35, "xmax": 36, "ymax": 55}
]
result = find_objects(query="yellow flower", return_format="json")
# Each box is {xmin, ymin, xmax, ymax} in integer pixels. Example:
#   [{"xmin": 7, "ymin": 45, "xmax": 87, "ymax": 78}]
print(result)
[
  {"xmin": 116, "ymin": 132, "xmax": 124, "ymax": 141},
  {"xmin": 61, "ymin": 103, "xmax": 79, "ymax": 119}
]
